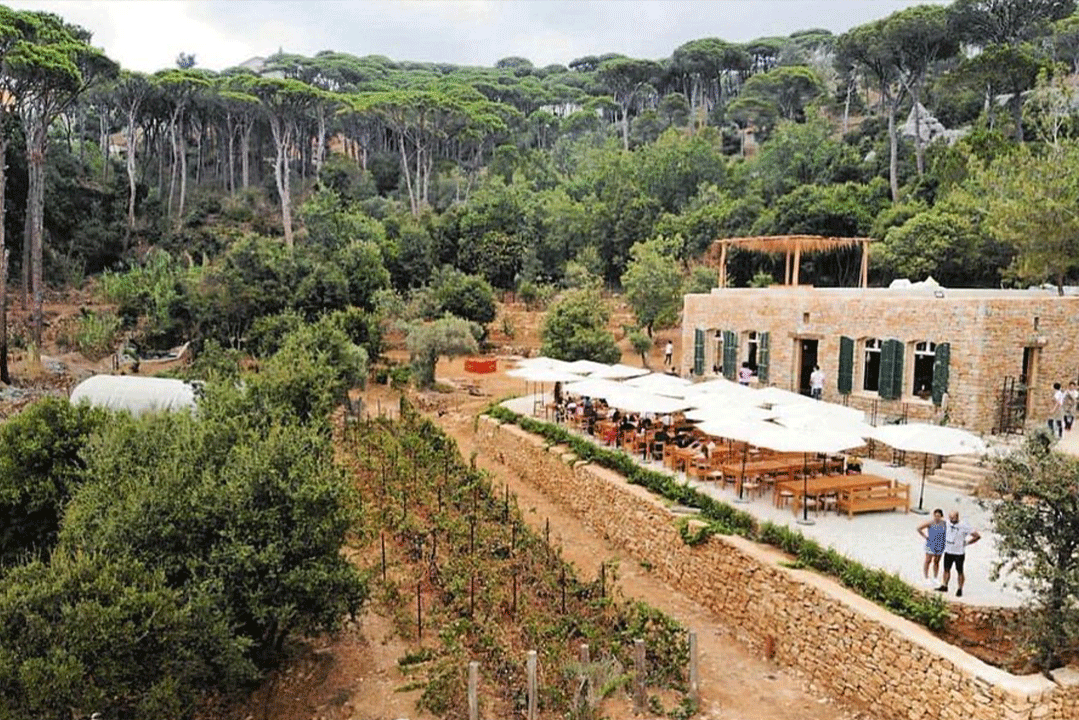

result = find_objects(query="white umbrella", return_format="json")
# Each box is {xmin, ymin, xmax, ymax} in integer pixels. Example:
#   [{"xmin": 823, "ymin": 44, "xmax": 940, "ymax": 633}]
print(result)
[
  {"xmin": 681, "ymin": 377, "xmax": 757, "ymax": 400},
  {"xmin": 745, "ymin": 424, "xmax": 866, "ymax": 522},
  {"xmin": 566, "ymin": 359, "xmax": 614, "ymax": 375},
  {"xmin": 774, "ymin": 412, "xmax": 876, "ymax": 439},
  {"xmin": 753, "ymin": 386, "xmax": 816, "ymax": 407},
  {"xmin": 506, "ymin": 367, "xmax": 584, "ymax": 383},
  {"xmin": 515, "ymin": 356, "xmax": 580, "ymax": 373},
  {"xmin": 590, "ymin": 363, "xmax": 650, "ymax": 380},
  {"xmin": 696, "ymin": 418, "xmax": 777, "ymax": 444},
  {"xmin": 685, "ymin": 405, "xmax": 776, "ymax": 423},
  {"xmin": 870, "ymin": 423, "xmax": 987, "ymax": 456},
  {"xmin": 625, "ymin": 372, "xmax": 693, "ymax": 397},
  {"xmin": 870, "ymin": 423, "xmax": 987, "ymax": 513},
  {"xmin": 563, "ymin": 378, "xmax": 689, "ymax": 415},
  {"xmin": 770, "ymin": 400, "xmax": 867, "ymax": 424}
]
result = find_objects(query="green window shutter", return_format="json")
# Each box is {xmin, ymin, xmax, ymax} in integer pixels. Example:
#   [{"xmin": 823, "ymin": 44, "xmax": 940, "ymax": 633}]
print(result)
[
  {"xmin": 757, "ymin": 332, "xmax": 770, "ymax": 384},
  {"xmin": 932, "ymin": 342, "xmax": 950, "ymax": 406},
  {"xmin": 838, "ymin": 336, "xmax": 854, "ymax": 394},
  {"xmin": 879, "ymin": 339, "xmax": 898, "ymax": 400},
  {"xmin": 693, "ymin": 328, "xmax": 705, "ymax": 376},
  {"xmin": 722, "ymin": 330, "xmax": 738, "ymax": 380},
  {"xmin": 888, "ymin": 339, "xmax": 905, "ymax": 399}
]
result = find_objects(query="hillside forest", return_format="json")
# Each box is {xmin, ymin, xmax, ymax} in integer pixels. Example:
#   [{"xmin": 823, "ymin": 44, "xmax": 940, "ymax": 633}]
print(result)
[{"xmin": 2, "ymin": 1, "xmax": 1079, "ymax": 717}]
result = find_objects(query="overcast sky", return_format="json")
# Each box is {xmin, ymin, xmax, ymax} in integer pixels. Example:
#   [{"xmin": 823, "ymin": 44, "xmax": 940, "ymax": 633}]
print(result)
[{"xmin": 6, "ymin": 0, "xmax": 945, "ymax": 72}]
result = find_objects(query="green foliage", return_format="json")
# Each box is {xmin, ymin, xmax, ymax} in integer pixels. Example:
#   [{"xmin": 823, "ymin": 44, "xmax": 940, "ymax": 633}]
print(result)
[
  {"xmin": 100, "ymin": 249, "xmax": 192, "ymax": 346},
  {"xmin": 986, "ymin": 432, "xmax": 1079, "ymax": 671},
  {"xmin": 0, "ymin": 551, "xmax": 255, "ymax": 720},
  {"xmin": 407, "ymin": 316, "xmax": 481, "ymax": 388},
  {"xmin": 430, "ymin": 267, "xmax": 497, "ymax": 327},
  {"xmin": 620, "ymin": 236, "xmax": 683, "ymax": 335},
  {"xmin": 62, "ymin": 308, "xmax": 121, "ymax": 358},
  {"xmin": 974, "ymin": 140, "xmax": 1079, "ymax": 292},
  {"xmin": 540, "ymin": 289, "xmax": 620, "ymax": 363},
  {"xmin": 627, "ymin": 327, "xmax": 653, "ymax": 366},
  {"xmin": 0, "ymin": 398, "xmax": 109, "ymax": 565}
]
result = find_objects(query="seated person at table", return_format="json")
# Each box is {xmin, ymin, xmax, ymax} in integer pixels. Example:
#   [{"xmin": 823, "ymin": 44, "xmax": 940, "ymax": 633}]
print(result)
[
  {"xmin": 640, "ymin": 417, "xmax": 652, "ymax": 430},
  {"xmin": 846, "ymin": 455, "xmax": 862, "ymax": 473},
  {"xmin": 674, "ymin": 433, "xmax": 694, "ymax": 449},
  {"xmin": 611, "ymin": 409, "xmax": 621, "ymax": 422},
  {"xmin": 654, "ymin": 427, "xmax": 670, "ymax": 444}
]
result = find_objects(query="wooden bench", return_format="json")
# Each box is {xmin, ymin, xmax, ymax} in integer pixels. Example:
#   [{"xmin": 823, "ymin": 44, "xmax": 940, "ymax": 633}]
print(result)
[{"xmin": 836, "ymin": 483, "xmax": 910, "ymax": 518}]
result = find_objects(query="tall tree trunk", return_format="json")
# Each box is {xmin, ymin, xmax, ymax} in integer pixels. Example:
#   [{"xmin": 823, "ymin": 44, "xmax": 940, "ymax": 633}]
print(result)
[
  {"xmin": 399, "ymin": 134, "xmax": 417, "ymax": 216},
  {"xmin": 241, "ymin": 119, "xmax": 251, "ymax": 190},
  {"xmin": 177, "ymin": 114, "xmax": 188, "ymax": 223},
  {"xmin": 167, "ymin": 113, "xmax": 179, "ymax": 221},
  {"xmin": 21, "ymin": 206, "xmax": 29, "ymax": 310},
  {"xmin": 125, "ymin": 106, "xmax": 139, "ymax": 244},
  {"xmin": 194, "ymin": 121, "xmax": 202, "ymax": 188},
  {"xmin": 621, "ymin": 105, "xmax": 629, "ymax": 150},
  {"xmin": 887, "ymin": 100, "xmax": 900, "ymax": 204},
  {"xmin": 226, "ymin": 111, "xmax": 235, "ymax": 195},
  {"xmin": 99, "ymin": 113, "xmax": 109, "ymax": 182},
  {"xmin": 314, "ymin": 107, "xmax": 326, "ymax": 178},
  {"xmin": 912, "ymin": 86, "xmax": 925, "ymax": 177},
  {"xmin": 0, "ymin": 135, "xmax": 9, "ymax": 384},
  {"xmin": 842, "ymin": 79, "xmax": 853, "ymax": 135},
  {"xmin": 269, "ymin": 118, "xmax": 294, "ymax": 249},
  {"xmin": 26, "ymin": 129, "xmax": 46, "ymax": 360}
]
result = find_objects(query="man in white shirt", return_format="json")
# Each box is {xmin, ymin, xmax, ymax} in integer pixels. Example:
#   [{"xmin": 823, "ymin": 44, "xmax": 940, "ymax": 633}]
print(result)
[
  {"xmin": 936, "ymin": 510, "xmax": 981, "ymax": 598},
  {"xmin": 664, "ymin": 340, "xmax": 673, "ymax": 366},
  {"xmin": 810, "ymin": 365, "xmax": 825, "ymax": 400}
]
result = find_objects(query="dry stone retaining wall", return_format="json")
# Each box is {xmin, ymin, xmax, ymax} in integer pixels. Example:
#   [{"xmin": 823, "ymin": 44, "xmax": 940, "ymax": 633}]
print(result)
[{"xmin": 477, "ymin": 415, "xmax": 1079, "ymax": 720}]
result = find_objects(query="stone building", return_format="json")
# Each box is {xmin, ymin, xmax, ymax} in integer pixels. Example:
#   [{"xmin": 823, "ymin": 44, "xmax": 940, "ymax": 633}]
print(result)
[{"xmin": 680, "ymin": 285, "xmax": 1079, "ymax": 433}]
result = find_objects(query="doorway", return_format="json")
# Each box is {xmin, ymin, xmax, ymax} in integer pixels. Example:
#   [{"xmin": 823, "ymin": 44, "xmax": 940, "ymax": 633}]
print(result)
[
  {"xmin": 1021, "ymin": 346, "xmax": 1039, "ymax": 419},
  {"xmin": 797, "ymin": 339, "xmax": 818, "ymax": 395}
]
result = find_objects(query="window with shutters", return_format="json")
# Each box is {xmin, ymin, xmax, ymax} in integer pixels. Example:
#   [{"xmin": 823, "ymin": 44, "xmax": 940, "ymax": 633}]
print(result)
[
  {"xmin": 745, "ymin": 331, "xmax": 758, "ymax": 372},
  {"xmin": 693, "ymin": 329, "xmax": 705, "ymax": 376},
  {"xmin": 862, "ymin": 338, "xmax": 881, "ymax": 392},
  {"xmin": 879, "ymin": 338, "xmax": 904, "ymax": 400},
  {"xmin": 931, "ymin": 342, "xmax": 950, "ymax": 406},
  {"xmin": 838, "ymin": 336, "xmax": 854, "ymax": 394},
  {"xmin": 722, "ymin": 330, "xmax": 738, "ymax": 380},
  {"xmin": 757, "ymin": 332, "xmax": 770, "ymax": 384},
  {"xmin": 712, "ymin": 330, "xmax": 723, "ymax": 374},
  {"xmin": 913, "ymin": 341, "xmax": 936, "ymax": 399}
]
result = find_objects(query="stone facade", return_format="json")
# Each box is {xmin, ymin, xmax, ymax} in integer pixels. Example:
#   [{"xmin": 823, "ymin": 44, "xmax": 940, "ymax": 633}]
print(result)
[
  {"xmin": 680, "ymin": 287, "xmax": 1079, "ymax": 434},
  {"xmin": 477, "ymin": 415, "xmax": 1079, "ymax": 720}
]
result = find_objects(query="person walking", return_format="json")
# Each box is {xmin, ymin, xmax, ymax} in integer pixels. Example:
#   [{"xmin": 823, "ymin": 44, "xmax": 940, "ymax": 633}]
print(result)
[
  {"xmin": 917, "ymin": 509, "xmax": 946, "ymax": 586},
  {"xmin": 738, "ymin": 361, "xmax": 753, "ymax": 385},
  {"xmin": 664, "ymin": 340, "xmax": 673, "ymax": 366},
  {"xmin": 1048, "ymin": 382, "xmax": 1065, "ymax": 439},
  {"xmin": 1065, "ymin": 381, "xmax": 1078, "ymax": 431},
  {"xmin": 810, "ymin": 365, "xmax": 825, "ymax": 400},
  {"xmin": 936, "ymin": 510, "xmax": 980, "ymax": 597}
]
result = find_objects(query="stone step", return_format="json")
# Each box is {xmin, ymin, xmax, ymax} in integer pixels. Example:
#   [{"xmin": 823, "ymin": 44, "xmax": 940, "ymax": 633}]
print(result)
[
  {"xmin": 937, "ymin": 463, "xmax": 991, "ymax": 482},
  {"xmin": 945, "ymin": 454, "xmax": 986, "ymax": 468},
  {"xmin": 928, "ymin": 473, "xmax": 978, "ymax": 493}
]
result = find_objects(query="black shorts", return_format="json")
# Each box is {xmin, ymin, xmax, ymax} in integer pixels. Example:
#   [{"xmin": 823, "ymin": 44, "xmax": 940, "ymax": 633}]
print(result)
[{"xmin": 943, "ymin": 552, "xmax": 965, "ymax": 574}]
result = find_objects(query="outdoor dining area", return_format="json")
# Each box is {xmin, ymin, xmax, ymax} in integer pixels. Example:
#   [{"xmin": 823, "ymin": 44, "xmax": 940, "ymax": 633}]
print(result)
[{"xmin": 508, "ymin": 356, "xmax": 988, "ymax": 525}]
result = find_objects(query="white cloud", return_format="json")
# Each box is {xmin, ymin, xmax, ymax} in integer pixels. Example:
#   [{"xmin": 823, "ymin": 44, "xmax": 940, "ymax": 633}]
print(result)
[{"xmin": 6, "ymin": 0, "xmax": 263, "ymax": 71}]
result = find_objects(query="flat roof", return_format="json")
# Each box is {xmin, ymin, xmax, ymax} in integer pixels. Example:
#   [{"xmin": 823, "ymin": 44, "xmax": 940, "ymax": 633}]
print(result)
[{"xmin": 698, "ymin": 286, "xmax": 1079, "ymax": 300}]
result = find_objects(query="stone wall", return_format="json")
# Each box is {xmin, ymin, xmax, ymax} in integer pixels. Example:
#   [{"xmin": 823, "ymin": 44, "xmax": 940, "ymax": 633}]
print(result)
[
  {"xmin": 477, "ymin": 415, "xmax": 1079, "ymax": 720},
  {"xmin": 680, "ymin": 288, "xmax": 1079, "ymax": 433}
]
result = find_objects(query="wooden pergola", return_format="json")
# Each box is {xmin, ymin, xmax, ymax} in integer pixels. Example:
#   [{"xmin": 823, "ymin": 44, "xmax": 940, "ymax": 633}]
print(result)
[{"xmin": 711, "ymin": 235, "xmax": 873, "ymax": 288}]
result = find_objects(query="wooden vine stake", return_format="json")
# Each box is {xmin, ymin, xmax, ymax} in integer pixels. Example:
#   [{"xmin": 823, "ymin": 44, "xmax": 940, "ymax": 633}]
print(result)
[
  {"xmin": 633, "ymin": 638, "xmax": 646, "ymax": 714},
  {"xmin": 416, "ymin": 582, "xmax": 422, "ymax": 640},
  {"xmin": 579, "ymin": 643, "xmax": 592, "ymax": 711},
  {"xmin": 467, "ymin": 661, "xmax": 479, "ymax": 720},
  {"xmin": 380, "ymin": 532, "xmax": 386, "ymax": 583},
  {"xmin": 688, "ymin": 630, "xmax": 700, "ymax": 703},
  {"xmin": 526, "ymin": 650, "xmax": 538, "ymax": 720}
]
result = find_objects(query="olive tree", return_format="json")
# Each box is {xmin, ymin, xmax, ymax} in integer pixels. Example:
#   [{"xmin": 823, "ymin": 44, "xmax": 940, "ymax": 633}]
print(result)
[{"xmin": 986, "ymin": 431, "xmax": 1079, "ymax": 673}]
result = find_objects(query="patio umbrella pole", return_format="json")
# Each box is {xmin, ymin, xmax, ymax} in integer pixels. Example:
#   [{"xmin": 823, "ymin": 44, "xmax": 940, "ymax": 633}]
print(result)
[
  {"xmin": 734, "ymin": 444, "xmax": 750, "ymax": 504},
  {"xmin": 796, "ymin": 452, "xmax": 815, "ymax": 526},
  {"xmin": 911, "ymin": 454, "xmax": 930, "ymax": 515}
]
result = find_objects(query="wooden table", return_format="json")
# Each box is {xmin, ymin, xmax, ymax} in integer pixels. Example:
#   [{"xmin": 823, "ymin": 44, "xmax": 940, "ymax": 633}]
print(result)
[
  {"xmin": 719, "ymin": 457, "xmax": 805, "ymax": 485},
  {"xmin": 774, "ymin": 474, "xmax": 894, "ymax": 515}
]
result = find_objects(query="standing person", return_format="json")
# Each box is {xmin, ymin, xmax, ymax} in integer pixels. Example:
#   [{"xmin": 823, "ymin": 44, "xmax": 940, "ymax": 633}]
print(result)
[
  {"xmin": 917, "ymin": 509, "xmax": 946, "ymax": 586},
  {"xmin": 737, "ymin": 361, "xmax": 753, "ymax": 386},
  {"xmin": 1065, "ymin": 381, "xmax": 1078, "ymax": 431},
  {"xmin": 664, "ymin": 340, "xmax": 673, "ymax": 366},
  {"xmin": 936, "ymin": 510, "xmax": 981, "ymax": 597},
  {"xmin": 1048, "ymin": 382, "xmax": 1065, "ymax": 439},
  {"xmin": 810, "ymin": 365, "xmax": 825, "ymax": 400}
]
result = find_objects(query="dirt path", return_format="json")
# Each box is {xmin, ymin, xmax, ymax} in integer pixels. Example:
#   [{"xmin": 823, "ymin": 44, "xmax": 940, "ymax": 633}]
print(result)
[{"xmin": 433, "ymin": 405, "xmax": 874, "ymax": 720}]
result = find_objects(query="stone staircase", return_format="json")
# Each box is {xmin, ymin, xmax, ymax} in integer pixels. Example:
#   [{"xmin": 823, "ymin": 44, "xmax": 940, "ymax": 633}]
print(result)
[{"xmin": 929, "ymin": 455, "xmax": 993, "ymax": 494}]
